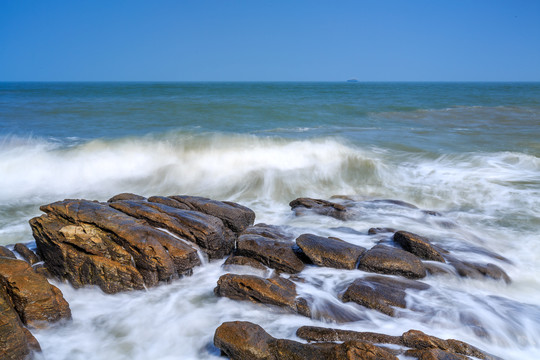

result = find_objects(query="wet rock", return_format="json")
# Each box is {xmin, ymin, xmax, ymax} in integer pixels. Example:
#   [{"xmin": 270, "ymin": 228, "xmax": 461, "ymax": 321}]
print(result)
[
  {"xmin": 107, "ymin": 193, "xmax": 147, "ymax": 202},
  {"xmin": 290, "ymin": 197, "xmax": 349, "ymax": 220},
  {"xmin": 110, "ymin": 200, "xmax": 233, "ymax": 260},
  {"xmin": 405, "ymin": 348, "xmax": 469, "ymax": 360},
  {"xmin": 358, "ymin": 245, "xmax": 426, "ymax": 279},
  {"xmin": 241, "ymin": 223, "xmax": 294, "ymax": 241},
  {"xmin": 370, "ymin": 199, "xmax": 418, "ymax": 209},
  {"xmin": 166, "ymin": 195, "xmax": 255, "ymax": 234},
  {"xmin": 424, "ymin": 263, "xmax": 455, "ymax": 276},
  {"xmin": 13, "ymin": 243, "xmax": 40, "ymax": 265},
  {"xmin": 393, "ymin": 231, "xmax": 446, "ymax": 262},
  {"xmin": 147, "ymin": 195, "xmax": 191, "ymax": 210},
  {"xmin": 223, "ymin": 256, "xmax": 268, "ymax": 271},
  {"xmin": 214, "ymin": 321, "xmax": 398, "ymax": 360},
  {"xmin": 0, "ymin": 246, "xmax": 16, "ymax": 259},
  {"xmin": 368, "ymin": 227, "xmax": 396, "ymax": 235},
  {"xmin": 0, "ymin": 257, "xmax": 71, "ymax": 328},
  {"xmin": 214, "ymin": 274, "xmax": 310, "ymax": 317},
  {"xmin": 0, "ymin": 295, "xmax": 37, "ymax": 360},
  {"xmin": 296, "ymin": 234, "xmax": 366, "ymax": 270},
  {"xmin": 236, "ymin": 235, "xmax": 304, "ymax": 274},
  {"xmin": 447, "ymin": 258, "xmax": 511, "ymax": 283},
  {"xmin": 296, "ymin": 326, "xmax": 403, "ymax": 345},
  {"xmin": 342, "ymin": 275, "xmax": 430, "ymax": 316},
  {"xmin": 30, "ymin": 199, "xmax": 202, "ymax": 293}
]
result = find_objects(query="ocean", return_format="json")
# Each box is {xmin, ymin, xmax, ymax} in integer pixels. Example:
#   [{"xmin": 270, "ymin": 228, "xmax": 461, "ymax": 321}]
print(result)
[{"xmin": 1, "ymin": 82, "xmax": 539, "ymax": 359}]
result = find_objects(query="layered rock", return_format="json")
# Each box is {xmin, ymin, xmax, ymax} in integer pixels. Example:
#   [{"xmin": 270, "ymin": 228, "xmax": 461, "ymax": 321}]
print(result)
[
  {"xmin": 296, "ymin": 234, "xmax": 366, "ymax": 270},
  {"xmin": 289, "ymin": 198, "xmax": 349, "ymax": 220},
  {"xmin": 341, "ymin": 275, "xmax": 430, "ymax": 316},
  {"xmin": 13, "ymin": 243, "xmax": 40, "ymax": 265},
  {"xmin": 214, "ymin": 274, "xmax": 310, "ymax": 317},
  {"xmin": 223, "ymin": 256, "xmax": 268, "ymax": 271},
  {"xmin": 358, "ymin": 245, "xmax": 426, "ymax": 279},
  {"xmin": 393, "ymin": 231, "xmax": 446, "ymax": 262},
  {"xmin": 214, "ymin": 321, "xmax": 398, "ymax": 360},
  {"xmin": 0, "ymin": 246, "xmax": 16, "ymax": 259},
  {"xmin": 0, "ymin": 257, "xmax": 71, "ymax": 327},
  {"xmin": 0, "ymin": 295, "xmax": 40, "ymax": 360}
]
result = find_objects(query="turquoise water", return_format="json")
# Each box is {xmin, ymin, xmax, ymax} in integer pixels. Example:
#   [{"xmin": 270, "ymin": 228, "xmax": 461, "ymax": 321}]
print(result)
[{"xmin": 1, "ymin": 82, "xmax": 539, "ymax": 359}]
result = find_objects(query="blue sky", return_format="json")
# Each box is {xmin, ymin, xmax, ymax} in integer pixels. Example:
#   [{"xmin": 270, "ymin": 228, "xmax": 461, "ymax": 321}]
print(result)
[{"xmin": 1, "ymin": 0, "xmax": 539, "ymax": 81}]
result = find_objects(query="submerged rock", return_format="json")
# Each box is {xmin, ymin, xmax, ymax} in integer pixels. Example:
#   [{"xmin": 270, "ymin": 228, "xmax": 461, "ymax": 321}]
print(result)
[
  {"xmin": 296, "ymin": 233, "xmax": 366, "ymax": 270},
  {"xmin": 0, "ymin": 257, "xmax": 71, "ymax": 328},
  {"xmin": 241, "ymin": 223, "xmax": 295, "ymax": 241},
  {"xmin": 13, "ymin": 243, "xmax": 40, "ymax": 265},
  {"xmin": 214, "ymin": 274, "xmax": 310, "ymax": 317},
  {"xmin": 368, "ymin": 227, "xmax": 396, "ymax": 235},
  {"xmin": 290, "ymin": 197, "xmax": 349, "ymax": 220},
  {"xmin": 447, "ymin": 257, "xmax": 511, "ymax": 283},
  {"xmin": 358, "ymin": 245, "xmax": 426, "ymax": 279},
  {"xmin": 223, "ymin": 256, "xmax": 268, "ymax": 271},
  {"xmin": 342, "ymin": 275, "xmax": 430, "ymax": 316},
  {"xmin": 393, "ymin": 231, "xmax": 446, "ymax": 262}
]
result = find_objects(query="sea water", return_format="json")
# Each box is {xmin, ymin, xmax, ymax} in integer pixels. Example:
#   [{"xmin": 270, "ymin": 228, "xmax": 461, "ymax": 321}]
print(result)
[{"xmin": 0, "ymin": 82, "xmax": 539, "ymax": 359}]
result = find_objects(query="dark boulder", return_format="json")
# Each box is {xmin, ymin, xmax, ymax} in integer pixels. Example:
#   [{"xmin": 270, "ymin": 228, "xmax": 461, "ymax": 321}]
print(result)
[
  {"xmin": 447, "ymin": 258, "xmax": 511, "ymax": 283},
  {"xmin": 214, "ymin": 274, "xmax": 310, "ymax": 317},
  {"xmin": 0, "ymin": 246, "xmax": 16, "ymax": 259},
  {"xmin": 393, "ymin": 231, "xmax": 446, "ymax": 262},
  {"xmin": 0, "ymin": 257, "xmax": 71, "ymax": 328},
  {"xmin": 296, "ymin": 234, "xmax": 366, "ymax": 270},
  {"xmin": 342, "ymin": 275, "xmax": 430, "ymax": 316},
  {"xmin": 358, "ymin": 245, "xmax": 426, "ymax": 279},
  {"xmin": 214, "ymin": 321, "xmax": 274, "ymax": 360},
  {"xmin": 368, "ymin": 227, "xmax": 396, "ymax": 235},
  {"xmin": 290, "ymin": 198, "xmax": 349, "ymax": 220},
  {"xmin": 223, "ymin": 256, "xmax": 268, "ymax": 271},
  {"xmin": 241, "ymin": 223, "xmax": 294, "ymax": 241},
  {"xmin": 236, "ymin": 235, "xmax": 304, "ymax": 274},
  {"xmin": 13, "ymin": 243, "xmax": 40, "ymax": 265},
  {"xmin": 107, "ymin": 193, "xmax": 146, "ymax": 202}
]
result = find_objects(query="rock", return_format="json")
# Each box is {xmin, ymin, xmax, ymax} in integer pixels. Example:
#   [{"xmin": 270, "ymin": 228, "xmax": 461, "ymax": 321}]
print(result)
[
  {"xmin": 13, "ymin": 243, "xmax": 40, "ymax": 265},
  {"xmin": 342, "ymin": 275, "xmax": 429, "ymax": 316},
  {"xmin": 368, "ymin": 227, "xmax": 396, "ymax": 235},
  {"xmin": 296, "ymin": 326, "xmax": 403, "ymax": 345},
  {"xmin": 241, "ymin": 223, "xmax": 294, "ymax": 241},
  {"xmin": 370, "ymin": 199, "xmax": 419, "ymax": 209},
  {"xmin": 110, "ymin": 199, "xmax": 234, "ymax": 259},
  {"xmin": 166, "ymin": 195, "xmax": 255, "ymax": 234},
  {"xmin": 447, "ymin": 258, "xmax": 511, "ymax": 283},
  {"xmin": 214, "ymin": 321, "xmax": 398, "ymax": 360},
  {"xmin": 0, "ymin": 257, "xmax": 71, "ymax": 328},
  {"xmin": 295, "ymin": 234, "xmax": 366, "ymax": 270},
  {"xmin": 0, "ymin": 246, "xmax": 16, "ymax": 259},
  {"xmin": 290, "ymin": 198, "xmax": 349, "ymax": 220},
  {"xmin": 147, "ymin": 195, "xmax": 191, "ymax": 210},
  {"xmin": 107, "ymin": 193, "xmax": 147, "ymax": 202},
  {"xmin": 358, "ymin": 245, "xmax": 426, "ymax": 279},
  {"xmin": 393, "ymin": 231, "xmax": 446, "ymax": 262},
  {"xmin": 401, "ymin": 330, "xmax": 501, "ymax": 360},
  {"xmin": 236, "ymin": 235, "xmax": 304, "ymax": 274},
  {"xmin": 405, "ymin": 348, "xmax": 469, "ymax": 360},
  {"xmin": 0, "ymin": 295, "xmax": 36, "ymax": 360},
  {"xmin": 214, "ymin": 274, "xmax": 310, "ymax": 317},
  {"xmin": 30, "ymin": 199, "xmax": 202, "ymax": 293},
  {"xmin": 223, "ymin": 256, "xmax": 268, "ymax": 271}
]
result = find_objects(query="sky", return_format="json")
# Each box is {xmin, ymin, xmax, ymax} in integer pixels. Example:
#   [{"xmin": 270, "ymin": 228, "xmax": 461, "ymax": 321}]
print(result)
[{"xmin": 1, "ymin": 0, "xmax": 539, "ymax": 81}]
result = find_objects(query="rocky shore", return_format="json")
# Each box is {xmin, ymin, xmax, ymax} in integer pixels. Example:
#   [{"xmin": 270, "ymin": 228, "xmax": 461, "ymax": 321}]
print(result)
[{"xmin": 0, "ymin": 194, "xmax": 511, "ymax": 359}]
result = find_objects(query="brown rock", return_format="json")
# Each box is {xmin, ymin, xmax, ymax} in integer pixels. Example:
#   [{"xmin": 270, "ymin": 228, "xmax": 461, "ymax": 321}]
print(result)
[
  {"xmin": 393, "ymin": 231, "xmax": 446, "ymax": 262},
  {"xmin": 214, "ymin": 321, "xmax": 274, "ymax": 360},
  {"xmin": 290, "ymin": 198, "xmax": 349, "ymax": 220},
  {"xmin": 223, "ymin": 256, "xmax": 268, "ymax": 271},
  {"xmin": 13, "ymin": 243, "xmax": 40, "ymax": 265},
  {"xmin": 0, "ymin": 246, "xmax": 16, "ymax": 259},
  {"xmin": 358, "ymin": 245, "xmax": 426, "ymax": 279},
  {"xmin": 241, "ymin": 223, "xmax": 294, "ymax": 241},
  {"xmin": 107, "ymin": 193, "xmax": 146, "ymax": 202},
  {"xmin": 214, "ymin": 274, "xmax": 310, "ymax": 317},
  {"xmin": 368, "ymin": 227, "xmax": 396, "ymax": 235},
  {"xmin": 0, "ymin": 257, "xmax": 71, "ymax": 327},
  {"xmin": 110, "ymin": 199, "xmax": 234, "ymax": 259},
  {"xmin": 236, "ymin": 235, "xmax": 304, "ymax": 274},
  {"xmin": 147, "ymin": 196, "xmax": 191, "ymax": 210},
  {"xmin": 447, "ymin": 258, "xmax": 511, "ymax": 283},
  {"xmin": 167, "ymin": 195, "xmax": 255, "ymax": 234},
  {"xmin": 296, "ymin": 326, "xmax": 403, "ymax": 345},
  {"xmin": 342, "ymin": 275, "xmax": 429, "ymax": 316},
  {"xmin": 296, "ymin": 234, "xmax": 366, "ymax": 270},
  {"xmin": 0, "ymin": 295, "xmax": 35, "ymax": 360},
  {"xmin": 404, "ymin": 348, "xmax": 469, "ymax": 360}
]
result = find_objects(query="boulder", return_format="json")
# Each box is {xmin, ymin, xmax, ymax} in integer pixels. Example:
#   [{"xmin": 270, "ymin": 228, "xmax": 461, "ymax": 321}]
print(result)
[
  {"xmin": 404, "ymin": 348, "xmax": 469, "ymax": 360},
  {"xmin": 358, "ymin": 245, "xmax": 426, "ymax": 279},
  {"xmin": 223, "ymin": 256, "xmax": 268, "ymax": 271},
  {"xmin": 393, "ymin": 231, "xmax": 446, "ymax": 262},
  {"xmin": 0, "ymin": 295, "xmax": 39, "ymax": 360},
  {"xmin": 448, "ymin": 259, "xmax": 510, "ymax": 283},
  {"xmin": 107, "ymin": 193, "xmax": 146, "ymax": 202},
  {"xmin": 30, "ymin": 199, "xmax": 202, "ymax": 293},
  {"xmin": 290, "ymin": 198, "xmax": 349, "ymax": 220},
  {"xmin": 214, "ymin": 274, "xmax": 310, "ymax": 317},
  {"xmin": 110, "ymin": 199, "xmax": 234, "ymax": 260},
  {"xmin": 236, "ymin": 235, "xmax": 304, "ymax": 274},
  {"xmin": 214, "ymin": 321, "xmax": 398, "ymax": 360},
  {"xmin": 296, "ymin": 326, "xmax": 403, "ymax": 345},
  {"xmin": 296, "ymin": 234, "xmax": 366, "ymax": 270},
  {"xmin": 368, "ymin": 227, "xmax": 396, "ymax": 235},
  {"xmin": 13, "ymin": 243, "xmax": 40, "ymax": 265},
  {"xmin": 0, "ymin": 257, "xmax": 71, "ymax": 327},
  {"xmin": 342, "ymin": 275, "xmax": 429, "ymax": 316},
  {"xmin": 0, "ymin": 246, "xmax": 16, "ymax": 259},
  {"xmin": 165, "ymin": 195, "xmax": 255, "ymax": 234},
  {"xmin": 241, "ymin": 223, "xmax": 294, "ymax": 241}
]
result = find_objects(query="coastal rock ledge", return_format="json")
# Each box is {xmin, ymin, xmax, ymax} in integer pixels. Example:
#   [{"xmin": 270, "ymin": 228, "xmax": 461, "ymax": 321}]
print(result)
[{"xmin": 29, "ymin": 194, "xmax": 255, "ymax": 294}]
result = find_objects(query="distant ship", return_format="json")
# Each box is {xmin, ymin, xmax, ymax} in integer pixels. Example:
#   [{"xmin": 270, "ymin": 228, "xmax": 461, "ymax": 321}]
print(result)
[{"xmin": 346, "ymin": 79, "xmax": 359, "ymax": 83}]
